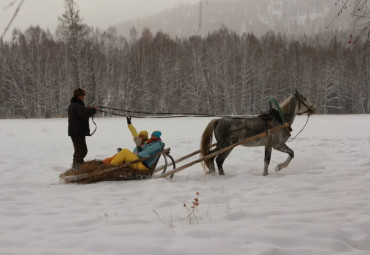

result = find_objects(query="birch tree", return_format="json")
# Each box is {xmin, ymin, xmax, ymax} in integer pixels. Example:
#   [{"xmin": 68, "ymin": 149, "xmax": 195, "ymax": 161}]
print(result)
[
  {"xmin": 337, "ymin": 0, "xmax": 370, "ymax": 112},
  {"xmin": 57, "ymin": 0, "xmax": 88, "ymax": 89}
]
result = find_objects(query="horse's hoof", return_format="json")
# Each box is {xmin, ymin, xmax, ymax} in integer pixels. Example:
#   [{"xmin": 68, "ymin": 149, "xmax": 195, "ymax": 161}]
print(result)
[
  {"xmin": 263, "ymin": 172, "xmax": 269, "ymax": 176},
  {"xmin": 275, "ymin": 164, "xmax": 282, "ymax": 172}
]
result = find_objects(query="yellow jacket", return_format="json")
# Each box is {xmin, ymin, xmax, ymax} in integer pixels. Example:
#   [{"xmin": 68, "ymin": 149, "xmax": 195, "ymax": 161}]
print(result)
[{"xmin": 128, "ymin": 123, "xmax": 141, "ymax": 147}]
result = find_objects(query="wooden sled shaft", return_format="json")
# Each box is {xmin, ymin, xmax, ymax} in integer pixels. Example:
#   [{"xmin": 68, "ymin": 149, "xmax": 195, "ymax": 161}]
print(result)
[
  {"xmin": 154, "ymin": 143, "xmax": 217, "ymax": 173},
  {"xmin": 157, "ymin": 123, "xmax": 290, "ymax": 178}
]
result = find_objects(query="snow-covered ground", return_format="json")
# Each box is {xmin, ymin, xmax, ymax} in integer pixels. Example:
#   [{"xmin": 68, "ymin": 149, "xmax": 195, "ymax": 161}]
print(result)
[{"xmin": 0, "ymin": 115, "xmax": 369, "ymax": 255}]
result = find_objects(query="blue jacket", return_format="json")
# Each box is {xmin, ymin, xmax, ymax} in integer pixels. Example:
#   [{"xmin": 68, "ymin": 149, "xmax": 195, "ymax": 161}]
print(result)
[{"xmin": 137, "ymin": 140, "xmax": 164, "ymax": 168}]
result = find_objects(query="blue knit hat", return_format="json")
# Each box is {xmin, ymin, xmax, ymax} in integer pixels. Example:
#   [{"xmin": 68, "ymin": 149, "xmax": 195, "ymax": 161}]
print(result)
[{"xmin": 151, "ymin": 130, "xmax": 162, "ymax": 138}]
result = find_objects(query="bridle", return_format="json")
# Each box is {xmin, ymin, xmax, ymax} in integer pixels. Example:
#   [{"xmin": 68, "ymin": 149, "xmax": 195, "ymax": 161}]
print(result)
[
  {"xmin": 295, "ymin": 93, "xmax": 315, "ymax": 116},
  {"xmin": 287, "ymin": 93, "xmax": 315, "ymax": 142}
]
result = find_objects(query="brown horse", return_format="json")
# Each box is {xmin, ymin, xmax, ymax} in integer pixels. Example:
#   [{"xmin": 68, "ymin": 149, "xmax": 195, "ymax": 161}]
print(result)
[{"xmin": 200, "ymin": 90, "xmax": 316, "ymax": 176}]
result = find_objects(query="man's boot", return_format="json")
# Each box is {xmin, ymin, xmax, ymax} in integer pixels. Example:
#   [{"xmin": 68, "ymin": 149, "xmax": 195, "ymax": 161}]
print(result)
[{"xmin": 72, "ymin": 161, "xmax": 79, "ymax": 170}]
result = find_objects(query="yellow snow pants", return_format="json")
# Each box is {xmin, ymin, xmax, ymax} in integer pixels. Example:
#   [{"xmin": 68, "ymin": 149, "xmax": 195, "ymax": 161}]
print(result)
[{"xmin": 104, "ymin": 149, "xmax": 148, "ymax": 170}]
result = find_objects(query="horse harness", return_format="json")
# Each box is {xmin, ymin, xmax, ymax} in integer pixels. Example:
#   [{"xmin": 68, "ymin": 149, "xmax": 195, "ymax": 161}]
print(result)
[
  {"xmin": 295, "ymin": 93, "xmax": 315, "ymax": 116},
  {"xmin": 260, "ymin": 93, "xmax": 314, "ymax": 136},
  {"xmin": 219, "ymin": 94, "xmax": 314, "ymax": 139}
]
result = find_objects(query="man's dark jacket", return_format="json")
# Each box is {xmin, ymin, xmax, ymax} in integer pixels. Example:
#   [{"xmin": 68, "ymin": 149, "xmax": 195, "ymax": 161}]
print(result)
[{"xmin": 68, "ymin": 97, "xmax": 96, "ymax": 136}]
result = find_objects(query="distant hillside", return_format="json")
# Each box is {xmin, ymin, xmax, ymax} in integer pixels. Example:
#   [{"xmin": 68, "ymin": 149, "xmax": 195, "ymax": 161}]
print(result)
[{"xmin": 115, "ymin": 0, "xmax": 350, "ymax": 38}]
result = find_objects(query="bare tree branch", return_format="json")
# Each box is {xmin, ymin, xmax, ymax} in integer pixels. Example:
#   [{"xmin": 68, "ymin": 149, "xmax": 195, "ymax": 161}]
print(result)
[
  {"xmin": 1, "ymin": 0, "xmax": 25, "ymax": 40},
  {"xmin": 3, "ymin": 0, "xmax": 18, "ymax": 10}
]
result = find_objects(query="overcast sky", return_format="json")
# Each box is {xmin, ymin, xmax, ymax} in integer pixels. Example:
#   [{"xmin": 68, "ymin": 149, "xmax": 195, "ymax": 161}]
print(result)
[{"xmin": 1, "ymin": 0, "xmax": 199, "ymax": 40}]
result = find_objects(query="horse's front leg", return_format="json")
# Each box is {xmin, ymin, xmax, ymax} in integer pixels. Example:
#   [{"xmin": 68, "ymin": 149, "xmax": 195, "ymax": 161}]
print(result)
[
  {"xmin": 274, "ymin": 144, "xmax": 294, "ymax": 172},
  {"xmin": 264, "ymin": 144, "xmax": 272, "ymax": 176}
]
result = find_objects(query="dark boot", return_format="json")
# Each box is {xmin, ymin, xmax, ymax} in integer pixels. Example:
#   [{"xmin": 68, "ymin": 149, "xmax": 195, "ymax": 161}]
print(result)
[{"xmin": 72, "ymin": 161, "xmax": 80, "ymax": 170}]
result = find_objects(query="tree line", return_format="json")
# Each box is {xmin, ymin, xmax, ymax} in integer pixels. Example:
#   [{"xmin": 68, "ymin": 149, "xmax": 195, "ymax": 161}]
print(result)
[{"xmin": 0, "ymin": 25, "xmax": 369, "ymax": 118}]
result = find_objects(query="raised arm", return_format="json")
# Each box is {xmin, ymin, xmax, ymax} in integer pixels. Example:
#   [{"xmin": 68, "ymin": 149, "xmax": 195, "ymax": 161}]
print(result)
[{"xmin": 127, "ymin": 117, "xmax": 141, "ymax": 147}]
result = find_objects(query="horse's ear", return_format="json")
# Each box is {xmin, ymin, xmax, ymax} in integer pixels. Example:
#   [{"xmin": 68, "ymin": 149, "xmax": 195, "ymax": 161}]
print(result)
[{"xmin": 294, "ymin": 88, "xmax": 302, "ymax": 97}]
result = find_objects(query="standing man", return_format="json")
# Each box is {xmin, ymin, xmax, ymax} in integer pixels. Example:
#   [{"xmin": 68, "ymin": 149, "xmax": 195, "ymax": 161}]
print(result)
[{"xmin": 68, "ymin": 88, "xmax": 97, "ymax": 170}]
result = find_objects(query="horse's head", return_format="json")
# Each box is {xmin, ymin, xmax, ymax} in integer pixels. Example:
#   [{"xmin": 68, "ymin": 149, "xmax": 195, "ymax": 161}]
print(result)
[{"xmin": 294, "ymin": 89, "xmax": 316, "ymax": 115}]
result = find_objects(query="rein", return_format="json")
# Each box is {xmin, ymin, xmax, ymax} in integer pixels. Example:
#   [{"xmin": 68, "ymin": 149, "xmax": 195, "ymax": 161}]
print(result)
[
  {"xmin": 93, "ymin": 93, "xmax": 313, "ymax": 139},
  {"xmin": 287, "ymin": 114, "xmax": 310, "ymax": 142},
  {"xmin": 97, "ymin": 106, "xmax": 214, "ymax": 118},
  {"xmin": 90, "ymin": 114, "xmax": 97, "ymax": 136}
]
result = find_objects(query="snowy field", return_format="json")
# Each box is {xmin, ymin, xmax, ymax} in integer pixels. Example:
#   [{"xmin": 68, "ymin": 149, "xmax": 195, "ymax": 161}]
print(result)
[{"xmin": 0, "ymin": 115, "xmax": 370, "ymax": 255}]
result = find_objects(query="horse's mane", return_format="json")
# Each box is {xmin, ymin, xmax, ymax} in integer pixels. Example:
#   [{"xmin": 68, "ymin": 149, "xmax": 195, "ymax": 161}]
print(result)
[{"xmin": 279, "ymin": 95, "xmax": 295, "ymax": 114}]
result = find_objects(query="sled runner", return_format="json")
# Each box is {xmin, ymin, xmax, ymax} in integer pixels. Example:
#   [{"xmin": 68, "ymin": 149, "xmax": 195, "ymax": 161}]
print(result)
[{"xmin": 60, "ymin": 144, "xmax": 175, "ymax": 184}]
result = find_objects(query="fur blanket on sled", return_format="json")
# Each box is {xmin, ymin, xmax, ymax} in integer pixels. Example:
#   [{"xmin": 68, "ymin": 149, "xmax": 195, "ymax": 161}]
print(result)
[{"xmin": 60, "ymin": 160, "xmax": 153, "ymax": 184}]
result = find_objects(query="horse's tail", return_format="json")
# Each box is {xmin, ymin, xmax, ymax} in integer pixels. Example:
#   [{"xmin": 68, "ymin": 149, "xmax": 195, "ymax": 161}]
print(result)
[{"xmin": 200, "ymin": 119, "xmax": 218, "ymax": 173}]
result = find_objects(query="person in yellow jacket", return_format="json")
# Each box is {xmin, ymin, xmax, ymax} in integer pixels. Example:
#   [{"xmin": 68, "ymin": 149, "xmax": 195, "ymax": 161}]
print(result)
[
  {"xmin": 126, "ymin": 116, "xmax": 148, "ymax": 149},
  {"xmin": 102, "ymin": 117, "xmax": 151, "ymax": 169},
  {"xmin": 102, "ymin": 130, "xmax": 163, "ymax": 170}
]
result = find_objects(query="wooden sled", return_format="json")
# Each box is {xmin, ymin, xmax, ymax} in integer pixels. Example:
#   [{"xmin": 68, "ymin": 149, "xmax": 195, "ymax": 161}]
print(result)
[{"xmin": 60, "ymin": 145, "xmax": 176, "ymax": 184}]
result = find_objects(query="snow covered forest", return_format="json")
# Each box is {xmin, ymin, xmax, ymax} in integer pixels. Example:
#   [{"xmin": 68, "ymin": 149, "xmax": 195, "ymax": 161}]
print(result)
[
  {"xmin": 116, "ymin": 0, "xmax": 349, "ymax": 38},
  {"xmin": 0, "ymin": 1, "xmax": 369, "ymax": 118}
]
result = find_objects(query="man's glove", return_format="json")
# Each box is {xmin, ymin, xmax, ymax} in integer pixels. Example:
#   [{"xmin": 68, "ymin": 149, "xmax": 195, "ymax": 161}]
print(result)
[{"xmin": 127, "ymin": 116, "xmax": 131, "ymax": 125}]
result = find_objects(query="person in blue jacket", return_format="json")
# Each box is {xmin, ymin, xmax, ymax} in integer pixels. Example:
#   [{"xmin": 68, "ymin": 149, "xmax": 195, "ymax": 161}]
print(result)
[{"xmin": 103, "ymin": 131, "xmax": 163, "ymax": 170}]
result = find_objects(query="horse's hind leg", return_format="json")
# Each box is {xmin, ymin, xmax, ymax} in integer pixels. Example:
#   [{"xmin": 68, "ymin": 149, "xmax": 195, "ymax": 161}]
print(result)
[
  {"xmin": 215, "ymin": 149, "xmax": 233, "ymax": 175},
  {"xmin": 274, "ymin": 144, "xmax": 294, "ymax": 172},
  {"xmin": 207, "ymin": 148, "xmax": 218, "ymax": 174},
  {"xmin": 263, "ymin": 144, "xmax": 272, "ymax": 176},
  {"xmin": 208, "ymin": 156, "xmax": 216, "ymax": 173}
]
